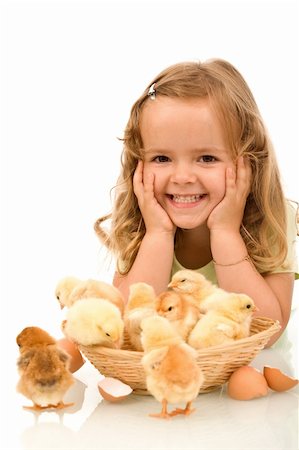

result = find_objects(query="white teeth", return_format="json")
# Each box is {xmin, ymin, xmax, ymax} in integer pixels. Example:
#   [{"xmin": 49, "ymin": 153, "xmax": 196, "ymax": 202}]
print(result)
[{"xmin": 172, "ymin": 194, "xmax": 204, "ymax": 203}]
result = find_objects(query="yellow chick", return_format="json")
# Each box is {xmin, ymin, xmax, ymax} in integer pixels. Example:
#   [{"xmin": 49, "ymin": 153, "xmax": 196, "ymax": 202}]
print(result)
[
  {"xmin": 141, "ymin": 316, "xmax": 205, "ymax": 419},
  {"xmin": 55, "ymin": 276, "xmax": 81, "ymax": 309},
  {"xmin": 124, "ymin": 282, "xmax": 157, "ymax": 351},
  {"xmin": 155, "ymin": 290, "xmax": 201, "ymax": 341},
  {"xmin": 188, "ymin": 293, "xmax": 256, "ymax": 349},
  {"xmin": 168, "ymin": 269, "xmax": 219, "ymax": 312},
  {"xmin": 64, "ymin": 297, "xmax": 124, "ymax": 347},
  {"xmin": 57, "ymin": 277, "xmax": 124, "ymax": 315},
  {"xmin": 16, "ymin": 326, "xmax": 74, "ymax": 411},
  {"xmin": 168, "ymin": 269, "xmax": 225, "ymax": 312}
]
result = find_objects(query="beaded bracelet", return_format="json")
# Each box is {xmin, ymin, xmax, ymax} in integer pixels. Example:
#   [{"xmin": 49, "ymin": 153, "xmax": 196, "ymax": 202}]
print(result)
[{"xmin": 212, "ymin": 255, "xmax": 251, "ymax": 266}]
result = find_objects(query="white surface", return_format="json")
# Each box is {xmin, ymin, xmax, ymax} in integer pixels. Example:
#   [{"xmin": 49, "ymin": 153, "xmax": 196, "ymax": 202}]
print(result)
[
  {"xmin": 2, "ymin": 308, "xmax": 298, "ymax": 450},
  {"xmin": 1, "ymin": 1, "xmax": 298, "ymax": 449}
]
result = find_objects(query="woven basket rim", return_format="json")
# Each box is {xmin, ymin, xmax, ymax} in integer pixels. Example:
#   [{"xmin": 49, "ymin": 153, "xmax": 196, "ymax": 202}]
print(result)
[{"xmin": 79, "ymin": 316, "xmax": 281, "ymax": 356}]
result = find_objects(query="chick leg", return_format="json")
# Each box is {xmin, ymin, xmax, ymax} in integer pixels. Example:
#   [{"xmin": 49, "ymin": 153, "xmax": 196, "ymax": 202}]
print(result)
[
  {"xmin": 169, "ymin": 401, "xmax": 195, "ymax": 417},
  {"xmin": 149, "ymin": 399, "xmax": 171, "ymax": 419}
]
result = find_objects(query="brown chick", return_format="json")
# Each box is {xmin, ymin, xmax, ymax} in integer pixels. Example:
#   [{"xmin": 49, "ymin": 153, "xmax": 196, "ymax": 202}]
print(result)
[
  {"xmin": 141, "ymin": 316, "xmax": 204, "ymax": 419},
  {"xmin": 16, "ymin": 326, "xmax": 74, "ymax": 411},
  {"xmin": 155, "ymin": 290, "xmax": 201, "ymax": 341},
  {"xmin": 168, "ymin": 269, "xmax": 225, "ymax": 313},
  {"xmin": 188, "ymin": 293, "xmax": 256, "ymax": 349},
  {"xmin": 124, "ymin": 282, "xmax": 157, "ymax": 351},
  {"xmin": 67, "ymin": 278, "xmax": 125, "ymax": 315}
]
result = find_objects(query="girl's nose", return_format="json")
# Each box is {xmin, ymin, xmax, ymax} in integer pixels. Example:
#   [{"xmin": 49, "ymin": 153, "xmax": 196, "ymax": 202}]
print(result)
[{"xmin": 170, "ymin": 163, "xmax": 197, "ymax": 184}]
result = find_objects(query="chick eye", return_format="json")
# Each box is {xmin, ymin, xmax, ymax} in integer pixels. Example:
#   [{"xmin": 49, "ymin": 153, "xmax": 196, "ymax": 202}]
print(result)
[
  {"xmin": 105, "ymin": 332, "xmax": 111, "ymax": 337},
  {"xmin": 168, "ymin": 306, "xmax": 173, "ymax": 311},
  {"xmin": 56, "ymin": 295, "xmax": 60, "ymax": 300},
  {"xmin": 180, "ymin": 279, "xmax": 186, "ymax": 283},
  {"xmin": 246, "ymin": 304, "xmax": 252, "ymax": 309}
]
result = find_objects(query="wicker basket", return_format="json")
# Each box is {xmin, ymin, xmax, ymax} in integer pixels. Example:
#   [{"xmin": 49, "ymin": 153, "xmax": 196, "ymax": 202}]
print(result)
[{"xmin": 79, "ymin": 316, "xmax": 280, "ymax": 395}]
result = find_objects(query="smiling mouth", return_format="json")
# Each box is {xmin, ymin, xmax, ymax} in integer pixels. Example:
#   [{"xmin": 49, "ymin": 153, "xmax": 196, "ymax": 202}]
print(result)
[{"xmin": 169, "ymin": 194, "xmax": 207, "ymax": 204}]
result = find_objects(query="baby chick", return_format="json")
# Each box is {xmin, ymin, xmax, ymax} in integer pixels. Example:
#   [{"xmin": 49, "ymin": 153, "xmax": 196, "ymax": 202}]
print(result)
[
  {"xmin": 64, "ymin": 297, "xmax": 124, "ymax": 347},
  {"xmin": 141, "ymin": 316, "xmax": 204, "ymax": 419},
  {"xmin": 168, "ymin": 269, "xmax": 224, "ymax": 313},
  {"xmin": 55, "ymin": 276, "xmax": 81, "ymax": 309},
  {"xmin": 155, "ymin": 290, "xmax": 201, "ymax": 341},
  {"xmin": 56, "ymin": 277, "xmax": 124, "ymax": 314},
  {"xmin": 188, "ymin": 293, "xmax": 256, "ymax": 349},
  {"xmin": 124, "ymin": 282, "xmax": 157, "ymax": 351},
  {"xmin": 68, "ymin": 279, "xmax": 125, "ymax": 315},
  {"xmin": 16, "ymin": 326, "xmax": 74, "ymax": 411}
]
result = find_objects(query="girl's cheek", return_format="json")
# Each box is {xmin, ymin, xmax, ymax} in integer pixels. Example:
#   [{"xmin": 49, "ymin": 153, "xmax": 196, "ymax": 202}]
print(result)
[{"xmin": 210, "ymin": 168, "xmax": 226, "ymax": 200}]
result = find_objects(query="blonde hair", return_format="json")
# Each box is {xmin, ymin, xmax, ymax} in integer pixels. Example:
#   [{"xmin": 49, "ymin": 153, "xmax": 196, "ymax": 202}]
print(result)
[{"xmin": 95, "ymin": 59, "xmax": 288, "ymax": 275}]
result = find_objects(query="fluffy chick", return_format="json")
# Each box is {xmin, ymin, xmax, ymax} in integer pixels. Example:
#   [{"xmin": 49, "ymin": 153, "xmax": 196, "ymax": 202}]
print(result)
[
  {"xmin": 141, "ymin": 316, "xmax": 204, "ymax": 419},
  {"xmin": 124, "ymin": 282, "xmax": 157, "ymax": 351},
  {"xmin": 67, "ymin": 278, "xmax": 124, "ymax": 314},
  {"xmin": 16, "ymin": 326, "xmax": 74, "ymax": 411},
  {"xmin": 64, "ymin": 297, "xmax": 124, "ymax": 347},
  {"xmin": 188, "ymin": 293, "xmax": 256, "ymax": 349},
  {"xmin": 155, "ymin": 290, "xmax": 201, "ymax": 341},
  {"xmin": 168, "ymin": 269, "xmax": 225, "ymax": 313},
  {"xmin": 55, "ymin": 276, "xmax": 81, "ymax": 309}
]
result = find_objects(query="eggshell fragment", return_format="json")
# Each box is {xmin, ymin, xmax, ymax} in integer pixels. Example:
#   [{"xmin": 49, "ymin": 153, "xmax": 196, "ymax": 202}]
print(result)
[
  {"xmin": 263, "ymin": 366, "xmax": 298, "ymax": 392},
  {"xmin": 227, "ymin": 366, "xmax": 269, "ymax": 400},
  {"xmin": 57, "ymin": 338, "xmax": 85, "ymax": 373},
  {"xmin": 98, "ymin": 377, "xmax": 133, "ymax": 402}
]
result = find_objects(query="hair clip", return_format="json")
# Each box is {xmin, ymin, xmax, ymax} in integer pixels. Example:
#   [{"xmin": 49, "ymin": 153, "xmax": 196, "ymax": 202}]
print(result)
[{"xmin": 148, "ymin": 83, "xmax": 156, "ymax": 100}]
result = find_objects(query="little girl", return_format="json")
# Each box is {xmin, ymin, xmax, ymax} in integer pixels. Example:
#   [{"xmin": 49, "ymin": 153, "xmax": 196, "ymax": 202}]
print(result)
[{"xmin": 95, "ymin": 59, "xmax": 298, "ymax": 345}]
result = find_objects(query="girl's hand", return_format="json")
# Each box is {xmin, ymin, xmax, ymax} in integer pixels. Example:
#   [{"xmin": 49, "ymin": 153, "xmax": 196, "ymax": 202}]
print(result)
[
  {"xmin": 207, "ymin": 157, "xmax": 251, "ymax": 233},
  {"xmin": 133, "ymin": 160, "xmax": 176, "ymax": 236}
]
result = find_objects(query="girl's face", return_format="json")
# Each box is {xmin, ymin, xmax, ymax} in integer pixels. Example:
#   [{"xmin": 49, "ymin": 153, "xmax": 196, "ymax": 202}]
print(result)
[{"xmin": 140, "ymin": 96, "xmax": 235, "ymax": 230}]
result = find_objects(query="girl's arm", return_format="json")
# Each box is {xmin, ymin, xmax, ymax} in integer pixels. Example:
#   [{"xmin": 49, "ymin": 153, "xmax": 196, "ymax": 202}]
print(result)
[
  {"xmin": 113, "ymin": 231, "xmax": 174, "ymax": 302},
  {"xmin": 208, "ymin": 158, "xmax": 294, "ymax": 345},
  {"xmin": 113, "ymin": 161, "xmax": 176, "ymax": 301},
  {"xmin": 211, "ymin": 229, "xmax": 293, "ymax": 345}
]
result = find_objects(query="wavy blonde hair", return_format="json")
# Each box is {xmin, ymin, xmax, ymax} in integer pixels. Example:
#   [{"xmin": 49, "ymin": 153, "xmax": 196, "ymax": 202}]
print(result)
[{"xmin": 95, "ymin": 59, "xmax": 289, "ymax": 275}]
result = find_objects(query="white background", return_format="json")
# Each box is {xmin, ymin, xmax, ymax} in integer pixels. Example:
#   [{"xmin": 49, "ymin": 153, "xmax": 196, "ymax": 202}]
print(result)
[{"xmin": 0, "ymin": 1, "xmax": 298, "ymax": 446}]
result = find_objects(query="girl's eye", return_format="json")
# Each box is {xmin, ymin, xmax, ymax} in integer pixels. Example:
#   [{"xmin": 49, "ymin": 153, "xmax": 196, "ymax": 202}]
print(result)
[
  {"xmin": 199, "ymin": 155, "xmax": 217, "ymax": 163},
  {"xmin": 153, "ymin": 155, "xmax": 170, "ymax": 163}
]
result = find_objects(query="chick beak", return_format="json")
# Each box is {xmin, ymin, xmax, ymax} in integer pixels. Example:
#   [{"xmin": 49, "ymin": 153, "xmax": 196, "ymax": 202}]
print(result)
[
  {"xmin": 253, "ymin": 305, "xmax": 259, "ymax": 312},
  {"xmin": 59, "ymin": 303, "xmax": 65, "ymax": 310}
]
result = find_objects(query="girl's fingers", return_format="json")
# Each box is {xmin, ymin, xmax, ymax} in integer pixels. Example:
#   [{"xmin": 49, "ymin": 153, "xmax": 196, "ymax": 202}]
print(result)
[
  {"xmin": 133, "ymin": 160, "xmax": 155, "ymax": 204},
  {"xmin": 143, "ymin": 171, "xmax": 155, "ymax": 196},
  {"xmin": 225, "ymin": 166, "xmax": 236, "ymax": 196},
  {"xmin": 236, "ymin": 156, "xmax": 251, "ymax": 195},
  {"xmin": 133, "ymin": 160, "xmax": 144, "ymax": 196}
]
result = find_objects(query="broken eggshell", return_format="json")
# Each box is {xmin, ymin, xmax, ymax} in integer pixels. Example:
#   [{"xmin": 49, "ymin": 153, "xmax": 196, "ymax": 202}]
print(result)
[
  {"xmin": 98, "ymin": 377, "xmax": 133, "ymax": 402},
  {"xmin": 227, "ymin": 366, "xmax": 269, "ymax": 400},
  {"xmin": 57, "ymin": 337, "xmax": 85, "ymax": 373},
  {"xmin": 263, "ymin": 366, "xmax": 298, "ymax": 392}
]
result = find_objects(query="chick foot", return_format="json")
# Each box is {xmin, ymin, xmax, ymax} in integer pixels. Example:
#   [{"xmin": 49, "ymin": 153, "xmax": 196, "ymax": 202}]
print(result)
[
  {"xmin": 48, "ymin": 402, "xmax": 74, "ymax": 410},
  {"xmin": 23, "ymin": 402, "xmax": 74, "ymax": 411},
  {"xmin": 149, "ymin": 399, "xmax": 171, "ymax": 419},
  {"xmin": 23, "ymin": 404, "xmax": 49, "ymax": 411},
  {"xmin": 169, "ymin": 402, "xmax": 195, "ymax": 417},
  {"xmin": 149, "ymin": 412, "xmax": 172, "ymax": 419}
]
